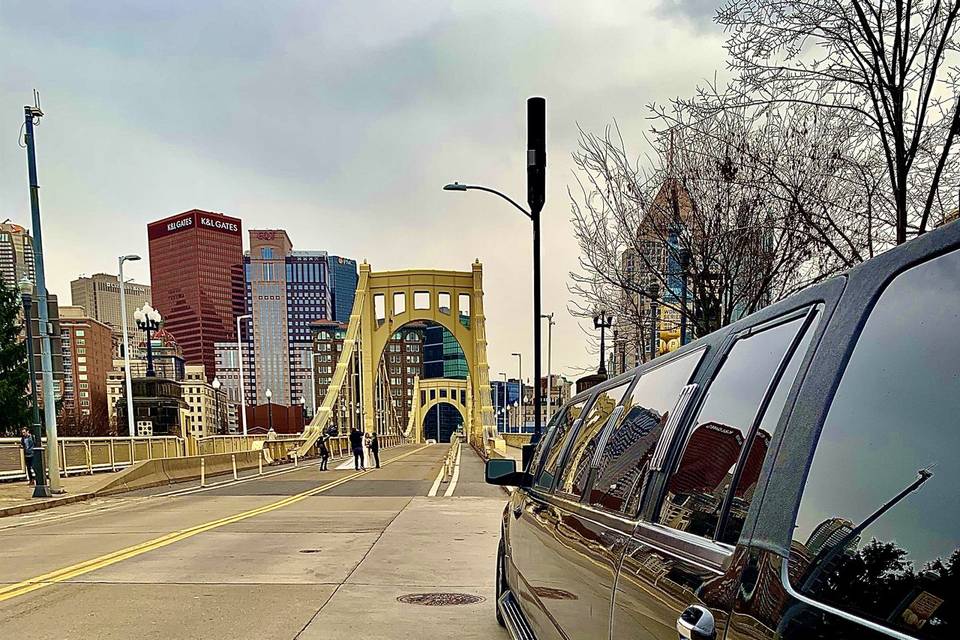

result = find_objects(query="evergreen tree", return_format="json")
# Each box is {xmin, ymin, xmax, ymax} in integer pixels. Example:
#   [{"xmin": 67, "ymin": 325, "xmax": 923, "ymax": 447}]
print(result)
[{"xmin": 0, "ymin": 278, "xmax": 30, "ymax": 436}]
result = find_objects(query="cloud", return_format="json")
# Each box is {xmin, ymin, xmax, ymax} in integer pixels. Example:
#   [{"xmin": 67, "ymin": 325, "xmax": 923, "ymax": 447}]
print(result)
[{"xmin": 0, "ymin": 0, "xmax": 725, "ymax": 378}]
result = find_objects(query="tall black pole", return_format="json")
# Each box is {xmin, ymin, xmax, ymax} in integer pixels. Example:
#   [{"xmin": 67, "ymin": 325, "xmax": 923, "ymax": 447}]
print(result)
[
  {"xmin": 24, "ymin": 102, "xmax": 62, "ymax": 492},
  {"xmin": 598, "ymin": 323, "xmax": 607, "ymax": 376},
  {"xmin": 21, "ymin": 290, "xmax": 50, "ymax": 497},
  {"xmin": 527, "ymin": 97, "xmax": 545, "ymax": 444},
  {"xmin": 144, "ymin": 323, "xmax": 156, "ymax": 377},
  {"xmin": 649, "ymin": 284, "xmax": 660, "ymax": 362}
]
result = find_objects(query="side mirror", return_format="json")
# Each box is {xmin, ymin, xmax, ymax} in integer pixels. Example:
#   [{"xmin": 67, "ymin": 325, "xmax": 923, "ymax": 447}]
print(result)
[{"xmin": 485, "ymin": 458, "xmax": 528, "ymax": 486}]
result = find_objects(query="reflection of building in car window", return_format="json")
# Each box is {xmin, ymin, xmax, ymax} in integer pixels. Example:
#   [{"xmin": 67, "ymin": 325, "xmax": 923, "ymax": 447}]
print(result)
[{"xmin": 589, "ymin": 405, "xmax": 665, "ymax": 513}]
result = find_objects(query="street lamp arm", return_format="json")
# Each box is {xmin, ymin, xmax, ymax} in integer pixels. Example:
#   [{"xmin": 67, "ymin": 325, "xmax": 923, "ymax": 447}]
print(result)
[{"xmin": 445, "ymin": 183, "xmax": 532, "ymax": 220}]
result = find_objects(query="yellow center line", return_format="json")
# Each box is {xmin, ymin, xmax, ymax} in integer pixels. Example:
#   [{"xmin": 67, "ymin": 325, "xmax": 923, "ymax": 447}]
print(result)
[{"xmin": 0, "ymin": 444, "xmax": 431, "ymax": 603}]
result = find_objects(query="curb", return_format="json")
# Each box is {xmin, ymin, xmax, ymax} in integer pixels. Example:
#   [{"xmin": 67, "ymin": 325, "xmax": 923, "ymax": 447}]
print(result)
[{"xmin": 0, "ymin": 492, "xmax": 95, "ymax": 518}]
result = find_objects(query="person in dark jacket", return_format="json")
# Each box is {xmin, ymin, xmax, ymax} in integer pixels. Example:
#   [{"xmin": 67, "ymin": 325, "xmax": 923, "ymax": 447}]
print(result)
[
  {"xmin": 318, "ymin": 435, "xmax": 330, "ymax": 471},
  {"xmin": 369, "ymin": 433, "xmax": 380, "ymax": 469},
  {"xmin": 349, "ymin": 427, "xmax": 365, "ymax": 471},
  {"xmin": 20, "ymin": 428, "xmax": 36, "ymax": 485}
]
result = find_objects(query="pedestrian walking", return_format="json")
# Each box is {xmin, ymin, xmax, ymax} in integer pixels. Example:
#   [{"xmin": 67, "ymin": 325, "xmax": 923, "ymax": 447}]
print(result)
[
  {"xmin": 369, "ymin": 432, "xmax": 380, "ymax": 469},
  {"xmin": 319, "ymin": 435, "xmax": 330, "ymax": 471},
  {"xmin": 349, "ymin": 426, "xmax": 365, "ymax": 471},
  {"xmin": 20, "ymin": 428, "xmax": 36, "ymax": 485}
]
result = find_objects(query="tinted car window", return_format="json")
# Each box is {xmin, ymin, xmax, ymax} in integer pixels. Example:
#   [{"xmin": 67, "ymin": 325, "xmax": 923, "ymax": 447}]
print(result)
[
  {"xmin": 535, "ymin": 398, "xmax": 587, "ymax": 491},
  {"xmin": 557, "ymin": 380, "xmax": 631, "ymax": 499},
  {"xmin": 658, "ymin": 315, "xmax": 806, "ymax": 538},
  {"xmin": 790, "ymin": 249, "xmax": 960, "ymax": 638},
  {"xmin": 718, "ymin": 310, "xmax": 818, "ymax": 543},
  {"xmin": 526, "ymin": 408, "xmax": 566, "ymax": 474},
  {"xmin": 589, "ymin": 349, "xmax": 703, "ymax": 515}
]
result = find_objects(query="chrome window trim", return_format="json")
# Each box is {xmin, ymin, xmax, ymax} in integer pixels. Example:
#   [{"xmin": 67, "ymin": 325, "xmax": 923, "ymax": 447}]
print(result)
[
  {"xmin": 632, "ymin": 521, "xmax": 734, "ymax": 576},
  {"xmin": 650, "ymin": 383, "xmax": 698, "ymax": 472},
  {"xmin": 780, "ymin": 560, "xmax": 917, "ymax": 640},
  {"xmin": 589, "ymin": 405, "xmax": 624, "ymax": 470},
  {"xmin": 632, "ymin": 521, "xmax": 733, "ymax": 575}
]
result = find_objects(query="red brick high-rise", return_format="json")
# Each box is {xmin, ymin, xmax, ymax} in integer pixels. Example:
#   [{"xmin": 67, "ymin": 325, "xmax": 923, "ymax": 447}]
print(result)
[{"xmin": 147, "ymin": 210, "xmax": 244, "ymax": 380}]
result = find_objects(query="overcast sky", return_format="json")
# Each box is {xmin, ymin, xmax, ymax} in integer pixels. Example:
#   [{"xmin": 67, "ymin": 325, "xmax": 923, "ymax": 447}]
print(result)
[{"xmin": 0, "ymin": 0, "xmax": 724, "ymax": 380}]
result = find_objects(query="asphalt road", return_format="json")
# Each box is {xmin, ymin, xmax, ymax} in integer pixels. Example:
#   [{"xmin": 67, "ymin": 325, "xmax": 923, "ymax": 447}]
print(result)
[{"xmin": 0, "ymin": 443, "xmax": 510, "ymax": 640}]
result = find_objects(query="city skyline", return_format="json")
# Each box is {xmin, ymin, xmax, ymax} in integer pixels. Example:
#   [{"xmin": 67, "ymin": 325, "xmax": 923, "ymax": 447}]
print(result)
[{"xmin": 0, "ymin": 2, "xmax": 726, "ymax": 379}]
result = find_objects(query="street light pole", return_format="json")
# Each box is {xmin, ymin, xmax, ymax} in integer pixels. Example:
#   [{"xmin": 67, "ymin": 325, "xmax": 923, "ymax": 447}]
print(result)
[
  {"xmin": 134, "ymin": 304, "xmax": 162, "ymax": 377},
  {"xmin": 648, "ymin": 284, "xmax": 660, "ymax": 361},
  {"xmin": 212, "ymin": 378, "xmax": 222, "ymax": 435},
  {"xmin": 23, "ymin": 99, "xmax": 62, "ymax": 493},
  {"xmin": 20, "ymin": 279, "xmax": 49, "ymax": 498},
  {"xmin": 593, "ymin": 312, "xmax": 614, "ymax": 376},
  {"xmin": 541, "ymin": 313, "xmax": 554, "ymax": 421},
  {"xmin": 443, "ymin": 96, "xmax": 547, "ymax": 444},
  {"xmin": 511, "ymin": 352, "xmax": 522, "ymax": 432},
  {"xmin": 119, "ymin": 254, "xmax": 141, "ymax": 437},
  {"xmin": 498, "ymin": 372, "xmax": 507, "ymax": 433},
  {"xmin": 236, "ymin": 314, "xmax": 252, "ymax": 436},
  {"xmin": 266, "ymin": 388, "xmax": 273, "ymax": 432}
]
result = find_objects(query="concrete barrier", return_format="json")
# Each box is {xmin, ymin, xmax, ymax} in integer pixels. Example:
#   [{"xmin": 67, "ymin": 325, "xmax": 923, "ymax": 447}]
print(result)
[
  {"xmin": 501, "ymin": 433, "xmax": 532, "ymax": 449},
  {"xmin": 94, "ymin": 450, "xmax": 265, "ymax": 496}
]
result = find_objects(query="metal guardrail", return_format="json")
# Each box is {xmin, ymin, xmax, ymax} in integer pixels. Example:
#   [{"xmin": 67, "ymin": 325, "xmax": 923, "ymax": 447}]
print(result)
[
  {"xmin": 1, "ymin": 433, "xmax": 407, "ymax": 482},
  {"xmin": 0, "ymin": 436, "xmax": 184, "ymax": 481}
]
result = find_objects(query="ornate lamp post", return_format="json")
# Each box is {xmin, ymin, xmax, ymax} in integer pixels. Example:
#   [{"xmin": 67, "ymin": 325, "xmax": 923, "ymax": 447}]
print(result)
[
  {"xmin": 647, "ymin": 284, "xmax": 661, "ymax": 361},
  {"xmin": 593, "ymin": 311, "xmax": 614, "ymax": 376},
  {"xmin": 134, "ymin": 303, "xmax": 162, "ymax": 377}
]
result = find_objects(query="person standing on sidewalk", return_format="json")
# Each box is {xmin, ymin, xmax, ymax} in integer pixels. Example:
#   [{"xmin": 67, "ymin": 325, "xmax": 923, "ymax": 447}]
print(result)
[
  {"xmin": 318, "ymin": 435, "xmax": 330, "ymax": 471},
  {"xmin": 349, "ymin": 426, "xmax": 365, "ymax": 471},
  {"xmin": 369, "ymin": 432, "xmax": 380, "ymax": 469},
  {"xmin": 20, "ymin": 428, "xmax": 36, "ymax": 485}
]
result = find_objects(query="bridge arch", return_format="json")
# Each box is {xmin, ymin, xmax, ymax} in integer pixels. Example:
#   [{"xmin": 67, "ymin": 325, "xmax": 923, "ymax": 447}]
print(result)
[{"xmin": 298, "ymin": 261, "xmax": 498, "ymax": 457}]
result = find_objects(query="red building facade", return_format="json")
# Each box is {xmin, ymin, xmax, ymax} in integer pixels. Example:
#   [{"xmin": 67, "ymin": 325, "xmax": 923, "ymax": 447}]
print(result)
[{"xmin": 147, "ymin": 210, "xmax": 244, "ymax": 381}]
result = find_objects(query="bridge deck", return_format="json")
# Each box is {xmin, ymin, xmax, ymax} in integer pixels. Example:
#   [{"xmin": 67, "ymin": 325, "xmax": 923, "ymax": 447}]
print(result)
[{"xmin": 0, "ymin": 444, "xmax": 508, "ymax": 640}]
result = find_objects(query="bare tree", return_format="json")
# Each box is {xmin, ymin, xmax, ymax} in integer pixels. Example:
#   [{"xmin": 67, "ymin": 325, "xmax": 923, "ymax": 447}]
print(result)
[
  {"xmin": 717, "ymin": 0, "xmax": 960, "ymax": 243},
  {"xmin": 569, "ymin": 116, "xmax": 831, "ymax": 357},
  {"xmin": 655, "ymin": 85, "xmax": 895, "ymax": 268}
]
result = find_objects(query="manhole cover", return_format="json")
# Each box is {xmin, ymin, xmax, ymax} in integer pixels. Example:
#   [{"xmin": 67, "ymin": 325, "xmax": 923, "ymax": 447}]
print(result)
[
  {"xmin": 397, "ymin": 592, "xmax": 485, "ymax": 606},
  {"xmin": 299, "ymin": 549, "xmax": 322, "ymax": 554}
]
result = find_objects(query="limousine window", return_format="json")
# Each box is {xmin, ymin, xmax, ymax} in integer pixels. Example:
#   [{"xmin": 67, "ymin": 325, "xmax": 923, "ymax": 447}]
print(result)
[
  {"xmin": 525, "ymin": 408, "xmax": 566, "ymax": 476},
  {"xmin": 719, "ymin": 311, "xmax": 818, "ymax": 543},
  {"xmin": 589, "ymin": 349, "xmax": 703, "ymax": 516},
  {"xmin": 556, "ymin": 380, "xmax": 631, "ymax": 499},
  {"xmin": 658, "ymin": 314, "xmax": 809, "ymax": 539},
  {"xmin": 790, "ymin": 248, "xmax": 959, "ymax": 638},
  {"xmin": 535, "ymin": 398, "xmax": 587, "ymax": 491}
]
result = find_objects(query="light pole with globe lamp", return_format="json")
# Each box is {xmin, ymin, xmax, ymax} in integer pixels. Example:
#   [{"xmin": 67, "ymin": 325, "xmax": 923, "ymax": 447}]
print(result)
[
  {"xmin": 265, "ymin": 388, "xmax": 273, "ymax": 432},
  {"xmin": 134, "ymin": 304, "xmax": 162, "ymax": 378},
  {"xmin": 511, "ymin": 353, "xmax": 522, "ymax": 431},
  {"xmin": 212, "ymin": 378, "xmax": 222, "ymax": 435},
  {"xmin": 593, "ymin": 311, "xmax": 614, "ymax": 377},
  {"xmin": 118, "ymin": 254, "xmax": 141, "ymax": 437}
]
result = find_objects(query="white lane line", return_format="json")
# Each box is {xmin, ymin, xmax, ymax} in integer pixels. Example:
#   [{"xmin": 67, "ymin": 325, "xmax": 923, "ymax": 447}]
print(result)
[
  {"xmin": 427, "ymin": 463, "xmax": 445, "ymax": 497},
  {"xmin": 443, "ymin": 444, "xmax": 462, "ymax": 497}
]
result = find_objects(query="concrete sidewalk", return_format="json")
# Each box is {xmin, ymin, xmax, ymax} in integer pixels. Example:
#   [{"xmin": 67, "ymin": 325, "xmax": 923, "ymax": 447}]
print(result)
[{"xmin": 0, "ymin": 475, "xmax": 109, "ymax": 516}]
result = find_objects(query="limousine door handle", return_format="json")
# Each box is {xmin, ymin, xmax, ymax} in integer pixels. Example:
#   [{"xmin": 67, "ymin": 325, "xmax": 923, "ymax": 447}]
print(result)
[
  {"xmin": 676, "ymin": 605, "xmax": 716, "ymax": 640},
  {"xmin": 512, "ymin": 504, "xmax": 523, "ymax": 519}
]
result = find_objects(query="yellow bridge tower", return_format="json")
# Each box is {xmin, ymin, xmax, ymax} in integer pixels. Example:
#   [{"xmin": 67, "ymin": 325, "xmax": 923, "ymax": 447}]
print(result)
[{"xmin": 296, "ymin": 261, "xmax": 498, "ymax": 455}]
